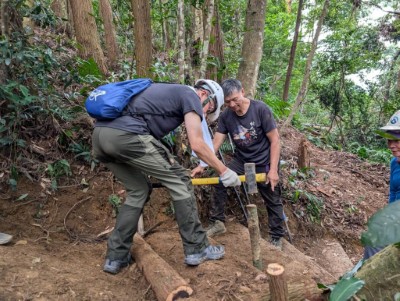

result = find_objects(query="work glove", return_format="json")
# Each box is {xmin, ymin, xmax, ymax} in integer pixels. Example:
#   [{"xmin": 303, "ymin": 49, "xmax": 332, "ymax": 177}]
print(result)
[{"xmin": 220, "ymin": 168, "xmax": 241, "ymax": 187}]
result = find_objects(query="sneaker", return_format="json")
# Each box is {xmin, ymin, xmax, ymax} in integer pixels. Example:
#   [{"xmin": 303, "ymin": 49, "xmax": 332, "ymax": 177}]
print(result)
[
  {"xmin": 184, "ymin": 245, "xmax": 225, "ymax": 266},
  {"xmin": 103, "ymin": 253, "xmax": 133, "ymax": 274},
  {"xmin": 206, "ymin": 220, "xmax": 226, "ymax": 237},
  {"xmin": 269, "ymin": 237, "xmax": 283, "ymax": 251},
  {"xmin": 0, "ymin": 232, "xmax": 12, "ymax": 245}
]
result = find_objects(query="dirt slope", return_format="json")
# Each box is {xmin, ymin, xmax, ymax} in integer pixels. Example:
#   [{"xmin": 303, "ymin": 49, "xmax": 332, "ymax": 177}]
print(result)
[{"xmin": 0, "ymin": 126, "xmax": 389, "ymax": 300}]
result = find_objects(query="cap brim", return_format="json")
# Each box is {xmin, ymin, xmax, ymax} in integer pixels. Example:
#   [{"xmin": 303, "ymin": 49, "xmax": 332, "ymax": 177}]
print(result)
[
  {"xmin": 380, "ymin": 125, "xmax": 400, "ymax": 131},
  {"xmin": 375, "ymin": 129, "xmax": 400, "ymax": 140},
  {"xmin": 208, "ymin": 105, "xmax": 220, "ymax": 122}
]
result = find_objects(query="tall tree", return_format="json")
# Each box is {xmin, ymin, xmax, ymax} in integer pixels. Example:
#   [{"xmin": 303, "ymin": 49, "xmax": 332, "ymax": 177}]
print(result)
[
  {"xmin": 99, "ymin": 0, "xmax": 119, "ymax": 69},
  {"xmin": 51, "ymin": 0, "xmax": 73, "ymax": 36},
  {"xmin": 158, "ymin": 0, "xmax": 171, "ymax": 51},
  {"xmin": 237, "ymin": 0, "xmax": 267, "ymax": 98},
  {"xmin": 69, "ymin": 0, "xmax": 108, "ymax": 75},
  {"xmin": 282, "ymin": 0, "xmax": 330, "ymax": 130},
  {"xmin": 177, "ymin": 0, "xmax": 185, "ymax": 83},
  {"xmin": 132, "ymin": 0, "xmax": 153, "ymax": 78},
  {"xmin": 282, "ymin": 0, "xmax": 304, "ymax": 102},
  {"xmin": 198, "ymin": 0, "xmax": 214, "ymax": 78},
  {"xmin": 206, "ymin": 0, "xmax": 225, "ymax": 81}
]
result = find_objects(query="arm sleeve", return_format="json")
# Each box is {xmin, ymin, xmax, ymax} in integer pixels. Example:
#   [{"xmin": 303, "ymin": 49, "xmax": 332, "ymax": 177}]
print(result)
[
  {"xmin": 192, "ymin": 116, "xmax": 214, "ymax": 167},
  {"xmin": 260, "ymin": 103, "xmax": 277, "ymax": 134},
  {"xmin": 389, "ymin": 158, "xmax": 396, "ymax": 203}
]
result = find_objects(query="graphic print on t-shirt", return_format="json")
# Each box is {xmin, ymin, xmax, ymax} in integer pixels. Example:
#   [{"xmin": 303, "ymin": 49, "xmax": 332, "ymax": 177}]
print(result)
[{"xmin": 232, "ymin": 121, "xmax": 258, "ymax": 147}]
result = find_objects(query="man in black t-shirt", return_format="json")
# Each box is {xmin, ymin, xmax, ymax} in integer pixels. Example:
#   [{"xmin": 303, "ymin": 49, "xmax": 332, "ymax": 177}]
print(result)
[
  {"xmin": 192, "ymin": 79, "xmax": 285, "ymax": 250},
  {"xmin": 92, "ymin": 80, "xmax": 241, "ymax": 274}
]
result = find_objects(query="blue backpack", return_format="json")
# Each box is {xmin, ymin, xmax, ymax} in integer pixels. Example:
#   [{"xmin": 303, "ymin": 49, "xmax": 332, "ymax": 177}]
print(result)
[{"xmin": 85, "ymin": 78, "xmax": 153, "ymax": 120}]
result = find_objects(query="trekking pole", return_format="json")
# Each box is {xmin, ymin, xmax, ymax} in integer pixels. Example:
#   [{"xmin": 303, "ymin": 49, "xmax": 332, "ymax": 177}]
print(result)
[{"xmin": 209, "ymin": 128, "xmax": 248, "ymax": 222}]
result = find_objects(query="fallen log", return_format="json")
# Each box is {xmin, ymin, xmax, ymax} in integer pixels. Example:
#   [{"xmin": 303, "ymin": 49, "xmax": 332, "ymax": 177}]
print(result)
[
  {"xmin": 355, "ymin": 244, "xmax": 400, "ymax": 300},
  {"xmin": 132, "ymin": 234, "xmax": 193, "ymax": 301}
]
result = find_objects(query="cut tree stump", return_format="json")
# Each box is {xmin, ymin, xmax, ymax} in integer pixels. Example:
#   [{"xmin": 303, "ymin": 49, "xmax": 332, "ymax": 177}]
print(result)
[
  {"xmin": 132, "ymin": 234, "xmax": 193, "ymax": 301},
  {"xmin": 266, "ymin": 263, "xmax": 288, "ymax": 301},
  {"xmin": 297, "ymin": 137, "xmax": 310, "ymax": 169}
]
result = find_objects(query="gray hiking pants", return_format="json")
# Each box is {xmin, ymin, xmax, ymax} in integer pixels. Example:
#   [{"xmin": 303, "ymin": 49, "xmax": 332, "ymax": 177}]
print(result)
[{"xmin": 92, "ymin": 127, "xmax": 209, "ymax": 260}]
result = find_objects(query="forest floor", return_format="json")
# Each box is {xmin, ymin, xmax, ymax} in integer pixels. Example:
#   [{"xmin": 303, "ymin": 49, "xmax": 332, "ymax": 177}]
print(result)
[{"xmin": 0, "ymin": 125, "xmax": 389, "ymax": 301}]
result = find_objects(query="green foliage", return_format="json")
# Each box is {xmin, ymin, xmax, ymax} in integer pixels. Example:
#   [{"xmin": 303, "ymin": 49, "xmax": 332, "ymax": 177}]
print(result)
[
  {"xmin": 108, "ymin": 194, "xmax": 122, "ymax": 217},
  {"xmin": 46, "ymin": 159, "xmax": 72, "ymax": 179},
  {"xmin": 328, "ymin": 277, "xmax": 365, "ymax": 301},
  {"xmin": 46, "ymin": 159, "xmax": 72, "ymax": 190},
  {"xmin": 361, "ymin": 201, "xmax": 400, "ymax": 247},
  {"xmin": 292, "ymin": 189, "xmax": 324, "ymax": 223}
]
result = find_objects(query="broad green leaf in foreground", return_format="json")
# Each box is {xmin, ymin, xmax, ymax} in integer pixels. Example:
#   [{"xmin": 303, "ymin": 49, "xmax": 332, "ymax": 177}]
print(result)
[
  {"xmin": 361, "ymin": 201, "xmax": 400, "ymax": 247},
  {"xmin": 329, "ymin": 277, "xmax": 365, "ymax": 301}
]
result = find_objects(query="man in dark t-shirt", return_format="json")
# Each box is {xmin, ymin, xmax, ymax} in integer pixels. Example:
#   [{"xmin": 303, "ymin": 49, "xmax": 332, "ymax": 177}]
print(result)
[
  {"xmin": 92, "ymin": 80, "xmax": 241, "ymax": 274},
  {"xmin": 192, "ymin": 79, "xmax": 285, "ymax": 250}
]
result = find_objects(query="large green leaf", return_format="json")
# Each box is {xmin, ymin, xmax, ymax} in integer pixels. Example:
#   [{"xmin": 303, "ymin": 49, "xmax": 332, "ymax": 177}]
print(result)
[
  {"xmin": 329, "ymin": 277, "xmax": 365, "ymax": 301},
  {"xmin": 361, "ymin": 201, "xmax": 400, "ymax": 247}
]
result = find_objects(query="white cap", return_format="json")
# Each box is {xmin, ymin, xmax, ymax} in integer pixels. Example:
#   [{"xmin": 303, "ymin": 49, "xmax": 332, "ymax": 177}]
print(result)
[
  {"xmin": 195, "ymin": 79, "xmax": 224, "ymax": 122},
  {"xmin": 380, "ymin": 110, "xmax": 400, "ymax": 131}
]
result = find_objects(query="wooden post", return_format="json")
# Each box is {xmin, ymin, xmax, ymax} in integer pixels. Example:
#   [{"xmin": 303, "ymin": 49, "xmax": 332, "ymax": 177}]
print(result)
[
  {"xmin": 267, "ymin": 263, "xmax": 288, "ymax": 301},
  {"xmin": 132, "ymin": 234, "xmax": 193, "ymax": 301},
  {"xmin": 246, "ymin": 204, "xmax": 262, "ymax": 270}
]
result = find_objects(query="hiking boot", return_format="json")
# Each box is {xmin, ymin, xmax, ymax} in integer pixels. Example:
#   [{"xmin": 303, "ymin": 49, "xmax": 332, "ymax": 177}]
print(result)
[
  {"xmin": 103, "ymin": 253, "xmax": 133, "ymax": 274},
  {"xmin": 206, "ymin": 220, "xmax": 226, "ymax": 237},
  {"xmin": 0, "ymin": 233, "xmax": 12, "ymax": 245},
  {"xmin": 184, "ymin": 245, "xmax": 225, "ymax": 266},
  {"xmin": 269, "ymin": 237, "xmax": 283, "ymax": 251}
]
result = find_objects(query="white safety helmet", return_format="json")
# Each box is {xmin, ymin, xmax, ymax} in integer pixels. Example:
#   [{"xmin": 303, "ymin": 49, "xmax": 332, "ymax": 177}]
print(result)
[
  {"xmin": 195, "ymin": 79, "xmax": 224, "ymax": 122},
  {"xmin": 376, "ymin": 110, "xmax": 400, "ymax": 140}
]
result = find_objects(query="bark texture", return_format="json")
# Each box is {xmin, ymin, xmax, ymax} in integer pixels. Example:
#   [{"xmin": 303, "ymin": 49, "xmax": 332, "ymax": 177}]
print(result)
[
  {"xmin": 69, "ymin": 0, "xmax": 108, "ymax": 75},
  {"xmin": 355, "ymin": 244, "xmax": 400, "ymax": 301},
  {"xmin": 132, "ymin": 0, "xmax": 153, "ymax": 78},
  {"xmin": 205, "ymin": 0, "xmax": 224, "ymax": 81},
  {"xmin": 247, "ymin": 204, "xmax": 262, "ymax": 270},
  {"xmin": 99, "ymin": 0, "xmax": 119, "ymax": 69},
  {"xmin": 177, "ymin": 0, "xmax": 185, "ymax": 83},
  {"xmin": 237, "ymin": 0, "xmax": 267, "ymax": 98},
  {"xmin": 198, "ymin": 0, "xmax": 214, "ymax": 78},
  {"xmin": 132, "ymin": 234, "xmax": 193, "ymax": 301},
  {"xmin": 266, "ymin": 263, "xmax": 289, "ymax": 301}
]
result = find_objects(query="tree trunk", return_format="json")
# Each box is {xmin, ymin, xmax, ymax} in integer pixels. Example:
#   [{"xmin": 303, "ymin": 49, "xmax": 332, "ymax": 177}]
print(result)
[
  {"xmin": 205, "ymin": 0, "xmax": 224, "ymax": 81},
  {"xmin": 177, "ymin": 0, "xmax": 185, "ymax": 83},
  {"xmin": 51, "ymin": 0, "xmax": 72, "ymax": 36},
  {"xmin": 355, "ymin": 244, "xmax": 400, "ymax": 300},
  {"xmin": 282, "ymin": 0, "xmax": 303, "ymax": 102},
  {"xmin": 281, "ymin": 0, "xmax": 330, "ymax": 131},
  {"xmin": 159, "ymin": 0, "xmax": 171, "ymax": 51},
  {"xmin": 191, "ymin": 5, "xmax": 203, "ymax": 78},
  {"xmin": 69, "ymin": 0, "xmax": 108, "ymax": 75},
  {"xmin": 99, "ymin": 0, "xmax": 119, "ymax": 69},
  {"xmin": 237, "ymin": 0, "xmax": 267, "ymax": 98},
  {"xmin": 198, "ymin": 0, "xmax": 214, "ymax": 79},
  {"xmin": 132, "ymin": 234, "xmax": 193, "ymax": 301},
  {"xmin": 285, "ymin": 0, "xmax": 292, "ymax": 13},
  {"xmin": 132, "ymin": 0, "xmax": 153, "ymax": 78}
]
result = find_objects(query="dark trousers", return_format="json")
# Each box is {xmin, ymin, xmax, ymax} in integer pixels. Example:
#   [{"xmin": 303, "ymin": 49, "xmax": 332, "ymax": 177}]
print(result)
[{"xmin": 209, "ymin": 156, "xmax": 285, "ymax": 238}]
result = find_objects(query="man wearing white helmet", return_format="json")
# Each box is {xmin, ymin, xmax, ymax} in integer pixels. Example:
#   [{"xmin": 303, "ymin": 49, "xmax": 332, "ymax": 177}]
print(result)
[
  {"xmin": 92, "ymin": 79, "xmax": 240, "ymax": 274},
  {"xmin": 364, "ymin": 110, "xmax": 400, "ymax": 260}
]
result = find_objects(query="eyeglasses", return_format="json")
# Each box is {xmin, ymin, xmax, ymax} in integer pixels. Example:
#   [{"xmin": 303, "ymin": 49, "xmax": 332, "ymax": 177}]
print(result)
[{"xmin": 201, "ymin": 89, "xmax": 217, "ymax": 114}]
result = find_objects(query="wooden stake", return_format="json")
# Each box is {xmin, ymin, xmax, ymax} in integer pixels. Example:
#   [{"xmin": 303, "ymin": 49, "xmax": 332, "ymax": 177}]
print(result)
[
  {"xmin": 246, "ymin": 204, "xmax": 262, "ymax": 270},
  {"xmin": 267, "ymin": 263, "xmax": 288, "ymax": 301},
  {"xmin": 132, "ymin": 234, "xmax": 193, "ymax": 301}
]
